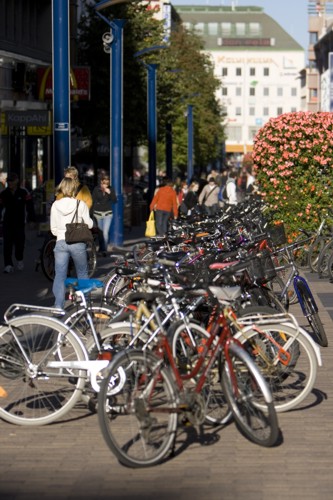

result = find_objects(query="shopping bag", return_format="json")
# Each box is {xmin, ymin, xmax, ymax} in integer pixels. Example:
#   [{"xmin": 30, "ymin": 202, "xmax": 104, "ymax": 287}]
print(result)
[{"xmin": 145, "ymin": 211, "xmax": 156, "ymax": 237}]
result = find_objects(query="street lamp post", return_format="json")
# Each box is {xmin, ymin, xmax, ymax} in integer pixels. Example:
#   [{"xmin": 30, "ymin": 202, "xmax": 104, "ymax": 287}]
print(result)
[
  {"xmin": 187, "ymin": 104, "xmax": 194, "ymax": 184},
  {"xmin": 95, "ymin": 6, "xmax": 126, "ymax": 246},
  {"xmin": 134, "ymin": 46, "xmax": 167, "ymax": 203},
  {"xmin": 52, "ymin": 0, "xmax": 71, "ymax": 186}
]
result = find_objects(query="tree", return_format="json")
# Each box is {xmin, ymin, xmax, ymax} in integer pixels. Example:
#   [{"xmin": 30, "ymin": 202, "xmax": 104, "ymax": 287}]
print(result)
[{"xmin": 75, "ymin": 1, "xmax": 225, "ymax": 179}]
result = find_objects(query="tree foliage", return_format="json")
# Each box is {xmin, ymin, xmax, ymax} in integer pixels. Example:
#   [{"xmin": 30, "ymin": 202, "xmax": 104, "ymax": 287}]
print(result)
[{"xmin": 75, "ymin": 1, "xmax": 225, "ymax": 177}]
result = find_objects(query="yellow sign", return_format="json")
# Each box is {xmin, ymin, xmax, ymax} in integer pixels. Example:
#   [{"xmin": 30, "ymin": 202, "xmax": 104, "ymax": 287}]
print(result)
[{"xmin": 0, "ymin": 113, "xmax": 8, "ymax": 135}]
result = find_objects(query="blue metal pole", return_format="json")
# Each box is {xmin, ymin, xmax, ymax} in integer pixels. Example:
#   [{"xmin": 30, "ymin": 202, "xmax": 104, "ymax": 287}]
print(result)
[
  {"xmin": 187, "ymin": 104, "xmax": 193, "ymax": 183},
  {"xmin": 147, "ymin": 64, "xmax": 158, "ymax": 202},
  {"xmin": 52, "ymin": 0, "xmax": 70, "ymax": 186},
  {"xmin": 165, "ymin": 122, "xmax": 172, "ymax": 179},
  {"xmin": 109, "ymin": 19, "xmax": 126, "ymax": 246}
]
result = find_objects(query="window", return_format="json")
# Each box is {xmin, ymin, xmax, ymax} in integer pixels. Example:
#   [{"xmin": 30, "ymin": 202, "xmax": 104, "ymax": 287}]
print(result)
[
  {"xmin": 309, "ymin": 88, "xmax": 318, "ymax": 100},
  {"xmin": 235, "ymin": 87, "xmax": 242, "ymax": 96},
  {"xmin": 277, "ymin": 107, "xmax": 283, "ymax": 115},
  {"xmin": 277, "ymin": 88, "xmax": 283, "ymax": 97},
  {"xmin": 249, "ymin": 22, "xmax": 260, "ymax": 36},
  {"xmin": 236, "ymin": 67, "xmax": 242, "ymax": 76},
  {"xmin": 309, "ymin": 31, "xmax": 318, "ymax": 45},
  {"xmin": 222, "ymin": 67, "xmax": 228, "ymax": 77},
  {"xmin": 250, "ymin": 67, "xmax": 256, "ymax": 76},
  {"xmin": 249, "ymin": 87, "xmax": 256, "ymax": 96},
  {"xmin": 235, "ymin": 22, "xmax": 246, "ymax": 35},
  {"xmin": 263, "ymin": 107, "xmax": 269, "ymax": 116},
  {"xmin": 226, "ymin": 126, "xmax": 242, "ymax": 142},
  {"xmin": 263, "ymin": 67, "xmax": 269, "ymax": 76},
  {"xmin": 222, "ymin": 87, "xmax": 228, "ymax": 96},
  {"xmin": 249, "ymin": 107, "xmax": 255, "ymax": 116},
  {"xmin": 236, "ymin": 107, "xmax": 242, "ymax": 116},
  {"xmin": 195, "ymin": 22, "xmax": 205, "ymax": 34},
  {"xmin": 291, "ymin": 88, "xmax": 297, "ymax": 97},
  {"xmin": 249, "ymin": 126, "xmax": 260, "ymax": 140},
  {"xmin": 263, "ymin": 87, "xmax": 269, "ymax": 97},
  {"xmin": 208, "ymin": 23, "xmax": 218, "ymax": 35},
  {"xmin": 291, "ymin": 107, "xmax": 297, "ymax": 112},
  {"xmin": 221, "ymin": 22, "xmax": 232, "ymax": 36}
]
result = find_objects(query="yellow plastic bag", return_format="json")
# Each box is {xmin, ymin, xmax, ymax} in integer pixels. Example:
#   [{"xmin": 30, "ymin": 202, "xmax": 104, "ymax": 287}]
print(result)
[{"xmin": 145, "ymin": 211, "xmax": 156, "ymax": 237}]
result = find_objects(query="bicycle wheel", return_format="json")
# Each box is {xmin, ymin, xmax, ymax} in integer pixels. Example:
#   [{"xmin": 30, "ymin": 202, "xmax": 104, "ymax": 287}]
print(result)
[
  {"xmin": 169, "ymin": 321, "xmax": 231, "ymax": 426},
  {"xmin": 98, "ymin": 349, "xmax": 177, "ymax": 467},
  {"xmin": 0, "ymin": 316, "xmax": 86, "ymax": 426},
  {"xmin": 63, "ymin": 304, "xmax": 118, "ymax": 345},
  {"xmin": 235, "ymin": 321, "xmax": 318, "ymax": 412},
  {"xmin": 309, "ymin": 237, "xmax": 331, "ymax": 274},
  {"xmin": 221, "ymin": 343, "xmax": 279, "ymax": 447},
  {"xmin": 327, "ymin": 250, "xmax": 333, "ymax": 283},
  {"xmin": 296, "ymin": 280, "xmax": 328, "ymax": 347},
  {"xmin": 40, "ymin": 236, "xmax": 56, "ymax": 281},
  {"xmin": 291, "ymin": 235, "xmax": 311, "ymax": 270},
  {"xmin": 315, "ymin": 239, "xmax": 333, "ymax": 278}
]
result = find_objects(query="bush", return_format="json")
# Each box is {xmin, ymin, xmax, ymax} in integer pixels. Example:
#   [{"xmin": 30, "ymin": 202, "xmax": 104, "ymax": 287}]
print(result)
[{"xmin": 252, "ymin": 111, "xmax": 333, "ymax": 237}]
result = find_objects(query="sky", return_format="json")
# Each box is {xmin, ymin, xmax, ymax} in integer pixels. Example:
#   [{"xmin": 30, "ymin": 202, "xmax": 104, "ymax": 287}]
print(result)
[{"xmin": 172, "ymin": 0, "xmax": 309, "ymax": 49}]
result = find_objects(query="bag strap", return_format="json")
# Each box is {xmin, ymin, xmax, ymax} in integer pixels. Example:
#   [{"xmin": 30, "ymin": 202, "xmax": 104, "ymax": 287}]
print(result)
[
  {"xmin": 70, "ymin": 200, "xmax": 80, "ymax": 223},
  {"xmin": 203, "ymin": 184, "xmax": 217, "ymax": 203}
]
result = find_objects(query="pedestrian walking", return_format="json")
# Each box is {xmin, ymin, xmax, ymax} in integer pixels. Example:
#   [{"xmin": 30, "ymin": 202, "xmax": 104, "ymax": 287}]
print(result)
[
  {"xmin": 92, "ymin": 175, "xmax": 117, "ymax": 256},
  {"xmin": 198, "ymin": 177, "xmax": 219, "ymax": 215},
  {"xmin": 226, "ymin": 170, "xmax": 238, "ymax": 205},
  {"xmin": 180, "ymin": 181, "xmax": 199, "ymax": 215},
  {"xmin": 0, "ymin": 173, "xmax": 35, "ymax": 273},
  {"xmin": 55, "ymin": 166, "xmax": 93, "ymax": 210},
  {"xmin": 149, "ymin": 178, "xmax": 178, "ymax": 236},
  {"xmin": 50, "ymin": 177, "xmax": 93, "ymax": 309}
]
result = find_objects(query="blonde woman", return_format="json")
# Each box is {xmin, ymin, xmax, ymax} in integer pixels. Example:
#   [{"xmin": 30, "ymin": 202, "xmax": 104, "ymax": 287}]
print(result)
[
  {"xmin": 51, "ymin": 177, "xmax": 93, "ymax": 309},
  {"xmin": 55, "ymin": 166, "xmax": 93, "ymax": 210}
]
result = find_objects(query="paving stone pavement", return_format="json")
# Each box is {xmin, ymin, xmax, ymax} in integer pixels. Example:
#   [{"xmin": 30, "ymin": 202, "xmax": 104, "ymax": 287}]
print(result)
[{"xmin": 0, "ymin": 227, "xmax": 333, "ymax": 500}]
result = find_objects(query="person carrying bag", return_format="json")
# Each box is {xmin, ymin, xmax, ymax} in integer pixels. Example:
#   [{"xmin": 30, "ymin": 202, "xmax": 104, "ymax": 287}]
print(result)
[
  {"xmin": 65, "ymin": 200, "xmax": 93, "ymax": 244},
  {"xmin": 50, "ymin": 177, "xmax": 94, "ymax": 309}
]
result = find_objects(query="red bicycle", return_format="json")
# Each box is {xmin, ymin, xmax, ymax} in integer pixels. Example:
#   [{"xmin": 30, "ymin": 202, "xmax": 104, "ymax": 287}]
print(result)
[{"xmin": 97, "ymin": 290, "xmax": 280, "ymax": 467}]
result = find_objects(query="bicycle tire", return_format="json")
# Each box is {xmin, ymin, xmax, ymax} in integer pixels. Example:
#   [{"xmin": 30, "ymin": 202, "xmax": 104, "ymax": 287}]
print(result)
[
  {"xmin": 309, "ymin": 236, "xmax": 331, "ymax": 274},
  {"xmin": 169, "ymin": 321, "xmax": 231, "ymax": 426},
  {"xmin": 221, "ymin": 342, "xmax": 280, "ymax": 447},
  {"xmin": 63, "ymin": 304, "xmax": 118, "ymax": 346},
  {"xmin": 40, "ymin": 236, "xmax": 56, "ymax": 281},
  {"xmin": 291, "ymin": 234, "xmax": 311, "ymax": 270},
  {"xmin": 40, "ymin": 237, "xmax": 97, "ymax": 282},
  {"xmin": 327, "ymin": 250, "xmax": 333, "ymax": 282},
  {"xmin": 296, "ymin": 280, "xmax": 328, "ymax": 347},
  {"xmin": 315, "ymin": 239, "xmax": 333, "ymax": 278},
  {"xmin": 234, "ymin": 320, "xmax": 318, "ymax": 412},
  {"xmin": 0, "ymin": 316, "xmax": 86, "ymax": 426},
  {"xmin": 98, "ymin": 349, "xmax": 177, "ymax": 467}
]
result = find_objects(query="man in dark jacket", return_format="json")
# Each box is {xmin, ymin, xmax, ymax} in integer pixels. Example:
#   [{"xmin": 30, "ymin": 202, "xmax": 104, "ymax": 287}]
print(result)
[{"xmin": 0, "ymin": 173, "xmax": 34, "ymax": 273}]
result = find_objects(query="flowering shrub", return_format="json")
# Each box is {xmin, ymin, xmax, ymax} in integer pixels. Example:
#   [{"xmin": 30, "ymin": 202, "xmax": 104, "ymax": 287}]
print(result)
[{"xmin": 252, "ymin": 111, "xmax": 333, "ymax": 237}]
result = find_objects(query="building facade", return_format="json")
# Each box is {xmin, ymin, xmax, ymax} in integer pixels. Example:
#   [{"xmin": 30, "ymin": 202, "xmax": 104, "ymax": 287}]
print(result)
[{"xmin": 174, "ymin": 5, "xmax": 305, "ymax": 163}]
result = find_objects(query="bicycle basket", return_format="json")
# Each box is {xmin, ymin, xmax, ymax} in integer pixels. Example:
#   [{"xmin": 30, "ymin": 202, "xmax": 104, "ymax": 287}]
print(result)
[
  {"xmin": 246, "ymin": 256, "xmax": 266, "ymax": 284},
  {"xmin": 267, "ymin": 222, "xmax": 287, "ymax": 247}
]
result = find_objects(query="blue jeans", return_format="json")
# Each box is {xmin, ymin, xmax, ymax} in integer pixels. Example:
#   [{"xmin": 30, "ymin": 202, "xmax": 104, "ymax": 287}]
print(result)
[
  {"xmin": 155, "ymin": 210, "xmax": 172, "ymax": 236},
  {"xmin": 95, "ymin": 214, "xmax": 112, "ymax": 252},
  {"xmin": 52, "ymin": 240, "xmax": 88, "ymax": 309}
]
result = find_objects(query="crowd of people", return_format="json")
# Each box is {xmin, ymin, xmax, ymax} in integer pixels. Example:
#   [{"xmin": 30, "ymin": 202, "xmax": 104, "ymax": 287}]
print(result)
[
  {"xmin": 0, "ymin": 163, "xmax": 259, "ymax": 306},
  {"xmin": 150, "ymin": 165, "xmax": 259, "ymax": 236}
]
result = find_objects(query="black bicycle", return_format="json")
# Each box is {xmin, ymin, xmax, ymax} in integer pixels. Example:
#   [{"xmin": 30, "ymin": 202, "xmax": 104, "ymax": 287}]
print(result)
[{"xmin": 37, "ymin": 230, "xmax": 98, "ymax": 281}]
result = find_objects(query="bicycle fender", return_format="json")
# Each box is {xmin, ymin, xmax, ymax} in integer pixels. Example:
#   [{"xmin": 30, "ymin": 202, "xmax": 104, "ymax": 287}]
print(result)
[{"xmin": 234, "ymin": 322, "xmax": 322, "ymax": 367}]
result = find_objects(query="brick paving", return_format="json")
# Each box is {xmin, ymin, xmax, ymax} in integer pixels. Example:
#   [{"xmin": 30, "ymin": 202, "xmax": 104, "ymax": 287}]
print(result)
[{"xmin": 0, "ymin": 227, "xmax": 333, "ymax": 499}]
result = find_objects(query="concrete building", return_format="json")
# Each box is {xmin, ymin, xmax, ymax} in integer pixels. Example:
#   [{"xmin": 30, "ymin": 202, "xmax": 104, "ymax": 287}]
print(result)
[{"xmin": 173, "ymin": 4, "xmax": 305, "ymax": 163}]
